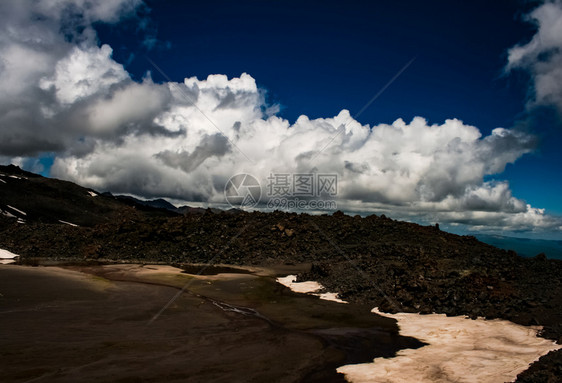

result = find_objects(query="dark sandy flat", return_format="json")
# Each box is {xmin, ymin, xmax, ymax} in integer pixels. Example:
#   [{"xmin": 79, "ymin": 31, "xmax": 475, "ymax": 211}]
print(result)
[{"xmin": 0, "ymin": 264, "xmax": 421, "ymax": 382}]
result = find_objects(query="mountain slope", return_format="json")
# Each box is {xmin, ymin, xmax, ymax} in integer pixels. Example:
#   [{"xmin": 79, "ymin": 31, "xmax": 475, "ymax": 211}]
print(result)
[{"xmin": 0, "ymin": 165, "xmax": 177, "ymax": 227}]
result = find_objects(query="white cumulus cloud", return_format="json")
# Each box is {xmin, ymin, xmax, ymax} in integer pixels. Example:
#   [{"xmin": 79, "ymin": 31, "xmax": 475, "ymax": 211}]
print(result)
[
  {"xmin": 507, "ymin": 0, "xmax": 562, "ymax": 113},
  {"xmin": 40, "ymin": 44, "xmax": 130, "ymax": 105},
  {"xmin": 47, "ymin": 72, "xmax": 557, "ymax": 234}
]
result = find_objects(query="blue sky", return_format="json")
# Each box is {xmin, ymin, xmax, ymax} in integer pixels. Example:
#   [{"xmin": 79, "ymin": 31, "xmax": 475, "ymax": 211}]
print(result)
[
  {"xmin": 1, "ymin": 0, "xmax": 561, "ymax": 238},
  {"xmin": 106, "ymin": 1, "xmax": 532, "ymax": 125}
]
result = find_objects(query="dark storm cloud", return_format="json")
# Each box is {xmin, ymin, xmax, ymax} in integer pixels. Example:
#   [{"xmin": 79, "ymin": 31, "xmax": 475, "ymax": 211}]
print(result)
[
  {"xmin": 0, "ymin": 0, "xmax": 171, "ymax": 158},
  {"xmin": 155, "ymin": 133, "xmax": 230, "ymax": 173}
]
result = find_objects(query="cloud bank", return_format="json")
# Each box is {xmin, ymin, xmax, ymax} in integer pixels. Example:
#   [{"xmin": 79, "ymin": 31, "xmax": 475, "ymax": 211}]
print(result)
[{"xmin": 0, "ymin": 0, "xmax": 560, "ymax": 235}]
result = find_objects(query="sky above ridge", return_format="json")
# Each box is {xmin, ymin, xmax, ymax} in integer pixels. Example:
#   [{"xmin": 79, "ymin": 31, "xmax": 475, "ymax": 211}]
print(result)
[{"xmin": 0, "ymin": 0, "xmax": 561, "ymax": 238}]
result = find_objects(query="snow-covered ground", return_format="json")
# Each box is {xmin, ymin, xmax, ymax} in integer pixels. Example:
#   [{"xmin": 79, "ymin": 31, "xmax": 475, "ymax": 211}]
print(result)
[
  {"xmin": 0, "ymin": 248, "xmax": 19, "ymax": 264},
  {"xmin": 1, "ymin": 209, "xmax": 16, "ymax": 218},
  {"xmin": 277, "ymin": 275, "xmax": 561, "ymax": 383},
  {"xmin": 276, "ymin": 275, "xmax": 347, "ymax": 303},
  {"xmin": 6, "ymin": 205, "xmax": 26, "ymax": 216},
  {"xmin": 58, "ymin": 220, "xmax": 79, "ymax": 227}
]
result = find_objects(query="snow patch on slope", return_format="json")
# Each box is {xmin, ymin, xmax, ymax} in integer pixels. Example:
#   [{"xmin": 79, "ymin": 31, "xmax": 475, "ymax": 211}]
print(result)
[
  {"xmin": 0, "ymin": 248, "xmax": 19, "ymax": 264},
  {"xmin": 276, "ymin": 275, "xmax": 347, "ymax": 303}
]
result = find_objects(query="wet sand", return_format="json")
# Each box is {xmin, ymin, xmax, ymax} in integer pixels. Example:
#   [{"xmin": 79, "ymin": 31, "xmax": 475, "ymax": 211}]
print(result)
[{"xmin": 0, "ymin": 264, "xmax": 421, "ymax": 382}]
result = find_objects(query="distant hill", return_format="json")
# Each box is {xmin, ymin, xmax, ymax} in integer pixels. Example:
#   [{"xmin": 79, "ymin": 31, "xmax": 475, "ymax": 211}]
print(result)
[
  {"xmin": 113, "ymin": 195, "xmax": 232, "ymax": 215},
  {"xmin": 475, "ymin": 234, "xmax": 562, "ymax": 260},
  {"xmin": 0, "ymin": 164, "xmax": 240, "ymax": 228},
  {"xmin": 114, "ymin": 195, "xmax": 180, "ymax": 212},
  {"xmin": 0, "ymin": 165, "xmax": 178, "ymax": 226}
]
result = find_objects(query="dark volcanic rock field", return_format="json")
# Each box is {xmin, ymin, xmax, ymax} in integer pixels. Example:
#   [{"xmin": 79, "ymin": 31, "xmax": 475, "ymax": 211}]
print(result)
[{"xmin": 1, "ymin": 165, "xmax": 561, "ymax": 382}]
